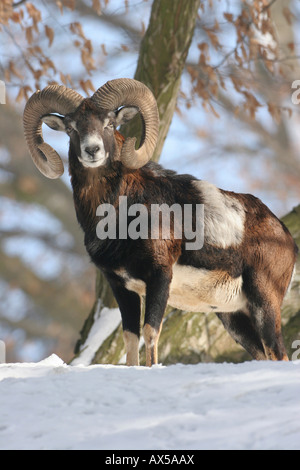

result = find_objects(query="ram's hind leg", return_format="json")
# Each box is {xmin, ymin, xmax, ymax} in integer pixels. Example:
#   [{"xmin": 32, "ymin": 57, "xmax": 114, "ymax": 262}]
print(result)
[
  {"xmin": 216, "ymin": 311, "xmax": 266, "ymax": 360},
  {"xmin": 249, "ymin": 303, "xmax": 288, "ymax": 361},
  {"xmin": 244, "ymin": 222, "xmax": 297, "ymax": 361},
  {"xmin": 243, "ymin": 267, "xmax": 292, "ymax": 361}
]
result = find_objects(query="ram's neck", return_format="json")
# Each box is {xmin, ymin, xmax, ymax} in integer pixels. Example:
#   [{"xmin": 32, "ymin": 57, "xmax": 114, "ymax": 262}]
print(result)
[
  {"xmin": 68, "ymin": 130, "xmax": 124, "ymax": 212},
  {"xmin": 69, "ymin": 159, "xmax": 120, "ymax": 234}
]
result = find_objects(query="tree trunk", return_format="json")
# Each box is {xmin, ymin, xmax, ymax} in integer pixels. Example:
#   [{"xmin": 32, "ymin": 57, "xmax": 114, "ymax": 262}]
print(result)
[{"xmin": 73, "ymin": 0, "xmax": 200, "ymax": 364}]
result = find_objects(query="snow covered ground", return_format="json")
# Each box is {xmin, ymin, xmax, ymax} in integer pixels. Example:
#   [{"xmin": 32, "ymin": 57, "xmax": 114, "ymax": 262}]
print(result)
[{"xmin": 0, "ymin": 354, "xmax": 299, "ymax": 450}]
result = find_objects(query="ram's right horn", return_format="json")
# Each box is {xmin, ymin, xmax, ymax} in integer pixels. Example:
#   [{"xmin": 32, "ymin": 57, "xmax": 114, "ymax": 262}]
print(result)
[{"xmin": 23, "ymin": 85, "xmax": 84, "ymax": 179}]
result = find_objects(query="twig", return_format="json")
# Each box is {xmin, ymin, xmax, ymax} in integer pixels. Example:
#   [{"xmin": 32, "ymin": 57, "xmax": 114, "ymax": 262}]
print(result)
[{"xmin": 12, "ymin": 0, "xmax": 27, "ymax": 8}]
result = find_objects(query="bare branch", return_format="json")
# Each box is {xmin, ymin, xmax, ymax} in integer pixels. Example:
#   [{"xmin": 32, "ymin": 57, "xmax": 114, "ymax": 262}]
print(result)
[{"xmin": 12, "ymin": 0, "xmax": 27, "ymax": 7}]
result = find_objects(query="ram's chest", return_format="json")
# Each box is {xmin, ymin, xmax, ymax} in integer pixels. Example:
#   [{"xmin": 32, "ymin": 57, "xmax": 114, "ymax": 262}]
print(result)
[{"xmin": 116, "ymin": 264, "xmax": 247, "ymax": 314}]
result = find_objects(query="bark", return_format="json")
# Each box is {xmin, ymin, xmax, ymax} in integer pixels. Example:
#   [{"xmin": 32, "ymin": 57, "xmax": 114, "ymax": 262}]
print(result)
[{"xmin": 73, "ymin": 0, "xmax": 200, "ymax": 362}]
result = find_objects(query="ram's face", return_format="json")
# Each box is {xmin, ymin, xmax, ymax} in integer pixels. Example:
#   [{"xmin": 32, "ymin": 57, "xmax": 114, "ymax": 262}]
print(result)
[
  {"xmin": 42, "ymin": 100, "xmax": 139, "ymax": 169},
  {"xmin": 65, "ymin": 105, "xmax": 117, "ymax": 168}
]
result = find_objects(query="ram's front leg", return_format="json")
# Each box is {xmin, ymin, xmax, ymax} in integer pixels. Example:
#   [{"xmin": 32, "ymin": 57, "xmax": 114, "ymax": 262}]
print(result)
[
  {"xmin": 143, "ymin": 269, "xmax": 171, "ymax": 367},
  {"xmin": 105, "ymin": 271, "xmax": 141, "ymax": 366}
]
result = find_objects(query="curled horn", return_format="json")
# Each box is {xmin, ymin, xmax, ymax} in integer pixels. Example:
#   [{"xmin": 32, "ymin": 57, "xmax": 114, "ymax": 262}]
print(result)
[
  {"xmin": 23, "ymin": 85, "xmax": 84, "ymax": 179},
  {"xmin": 91, "ymin": 78, "xmax": 159, "ymax": 169}
]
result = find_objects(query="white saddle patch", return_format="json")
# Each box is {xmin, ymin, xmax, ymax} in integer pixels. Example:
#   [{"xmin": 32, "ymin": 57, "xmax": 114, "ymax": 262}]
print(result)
[{"xmin": 193, "ymin": 180, "xmax": 245, "ymax": 248}]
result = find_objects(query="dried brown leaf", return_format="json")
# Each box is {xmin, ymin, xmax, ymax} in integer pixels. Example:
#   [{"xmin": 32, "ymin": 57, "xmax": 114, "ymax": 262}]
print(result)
[
  {"xmin": 92, "ymin": 0, "xmax": 102, "ymax": 15},
  {"xmin": 101, "ymin": 43, "xmax": 108, "ymax": 56},
  {"xmin": 26, "ymin": 3, "xmax": 42, "ymax": 27},
  {"xmin": 9, "ymin": 60, "xmax": 23, "ymax": 79},
  {"xmin": 11, "ymin": 11, "xmax": 22, "ymax": 23},
  {"xmin": 23, "ymin": 85, "xmax": 33, "ymax": 101},
  {"xmin": 33, "ymin": 45, "xmax": 43, "ymax": 55},
  {"xmin": 33, "ymin": 69, "xmax": 43, "ymax": 80},
  {"xmin": 198, "ymin": 42, "xmax": 209, "ymax": 53},
  {"xmin": 16, "ymin": 87, "xmax": 24, "ymax": 103},
  {"xmin": 205, "ymin": 28, "xmax": 221, "ymax": 50},
  {"xmin": 70, "ymin": 22, "xmax": 85, "ymax": 40},
  {"xmin": 43, "ymin": 58, "xmax": 56, "ymax": 73},
  {"xmin": 45, "ymin": 25, "xmax": 54, "ymax": 47},
  {"xmin": 56, "ymin": 1, "xmax": 63, "ymax": 15},
  {"xmin": 186, "ymin": 65, "xmax": 198, "ymax": 82},
  {"xmin": 223, "ymin": 12, "xmax": 234, "ymax": 23},
  {"xmin": 85, "ymin": 79, "xmax": 95, "ymax": 93},
  {"xmin": 4, "ymin": 68, "xmax": 10, "ymax": 83},
  {"xmin": 25, "ymin": 26, "xmax": 33, "ymax": 45},
  {"xmin": 81, "ymin": 48, "xmax": 95, "ymax": 73},
  {"xmin": 208, "ymin": 102, "xmax": 220, "ymax": 119},
  {"xmin": 84, "ymin": 39, "xmax": 93, "ymax": 55},
  {"xmin": 267, "ymin": 102, "xmax": 281, "ymax": 124},
  {"xmin": 80, "ymin": 79, "xmax": 95, "ymax": 96},
  {"xmin": 214, "ymin": 19, "xmax": 220, "ymax": 32},
  {"xmin": 234, "ymin": 49, "xmax": 243, "ymax": 67},
  {"xmin": 62, "ymin": 0, "xmax": 75, "ymax": 10},
  {"xmin": 243, "ymin": 91, "xmax": 262, "ymax": 119},
  {"xmin": 0, "ymin": 0, "xmax": 13, "ymax": 25},
  {"xmin": 230, "ymin": 74, "xmax": 242, "ymax": 93},
  {"xmin": 60, "ymin": 72, "xmax": 67, "ymax": 85}
]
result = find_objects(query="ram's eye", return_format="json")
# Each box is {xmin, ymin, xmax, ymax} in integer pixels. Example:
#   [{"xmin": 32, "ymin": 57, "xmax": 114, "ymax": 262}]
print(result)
[
  {"xmin": 66, "ymin": 125, "xmax": 77, "ymax": 134},
  {"xmin": 103, "ymin": 115, "xmax": 115, "ymax": 130}
]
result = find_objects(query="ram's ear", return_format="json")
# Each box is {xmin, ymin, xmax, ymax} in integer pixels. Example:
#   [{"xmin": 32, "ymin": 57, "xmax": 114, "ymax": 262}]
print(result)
[
  {"xmin": 41, "ymin": 114, "xmax": 66, "ymax": 132},
  {"xmin": 115, "ymin": 106, "xmax": 139, "ymax": 127}
]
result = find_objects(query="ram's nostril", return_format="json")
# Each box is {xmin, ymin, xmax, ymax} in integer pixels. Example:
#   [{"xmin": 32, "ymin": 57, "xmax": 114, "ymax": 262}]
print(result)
[{"xmin": 85, "ymin": 145, "xmax": 100, "ymax": 157}]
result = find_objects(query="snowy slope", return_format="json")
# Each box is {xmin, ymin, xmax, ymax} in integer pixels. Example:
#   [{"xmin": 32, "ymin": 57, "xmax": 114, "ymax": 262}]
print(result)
[{"xmin": 0, "ymin": 355, "xmax": 299, "ymax": 450}]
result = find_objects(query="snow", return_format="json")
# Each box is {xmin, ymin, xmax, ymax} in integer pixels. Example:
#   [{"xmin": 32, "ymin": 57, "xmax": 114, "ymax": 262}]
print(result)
[
  {"xmin": 0, "ymin": 355, "xmax": 300, "ymax": 450},
  {"xmin": 72, "ymin": 301, "xmax": 121, "ymax": 367}
]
